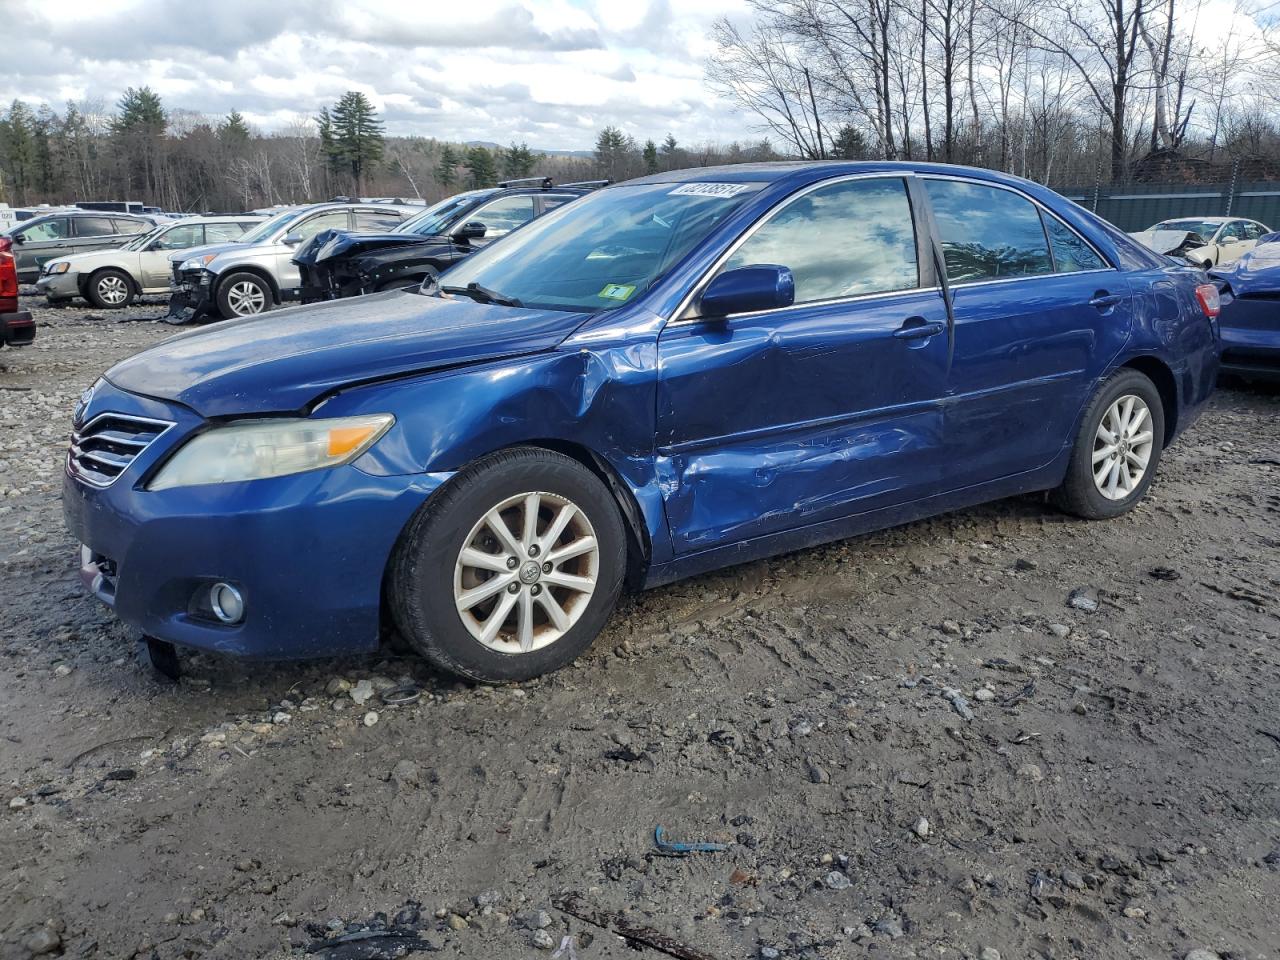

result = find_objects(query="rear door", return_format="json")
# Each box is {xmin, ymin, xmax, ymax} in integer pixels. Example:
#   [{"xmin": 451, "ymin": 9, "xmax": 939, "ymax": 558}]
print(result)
[
  {"xmin": 67, "ymin": 216, "xmax": 126, "ymax": 255},
  {"xmin": 920, "ymin": 177, "xmax": 1132, "ymax": 488},
  {"xmin": 656, "ymin": 175, "xmax": 951, "ymax": 553}
]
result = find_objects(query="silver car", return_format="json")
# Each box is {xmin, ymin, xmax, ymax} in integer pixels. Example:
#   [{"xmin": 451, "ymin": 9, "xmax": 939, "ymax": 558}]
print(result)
[
  {"xmin": 6, "ymin": 211, "xmax": 164, "ymax": 284},
  {"xmin": 167, "ymin": 202, "xmax": 420, "ymax": 320},
  {"xmin": 36, "ymin": 216, "xmax": 262, "ymax": 309}
]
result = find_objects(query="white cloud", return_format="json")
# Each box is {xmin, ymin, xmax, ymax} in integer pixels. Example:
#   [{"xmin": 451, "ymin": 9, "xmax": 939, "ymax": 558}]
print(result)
[{"xmin": 0, "ymin": 0, "xmax": 757, "ymax": 150}]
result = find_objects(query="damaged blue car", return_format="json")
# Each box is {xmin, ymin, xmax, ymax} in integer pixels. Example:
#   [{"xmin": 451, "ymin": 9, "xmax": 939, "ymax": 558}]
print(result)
[
  {"xmin": 64, "ymin": 162, "xmax": 1220, "ymax": 682},
  {"xmin": 1210, "ymin": 233, "xmax": 1280, "ymax": 381}
]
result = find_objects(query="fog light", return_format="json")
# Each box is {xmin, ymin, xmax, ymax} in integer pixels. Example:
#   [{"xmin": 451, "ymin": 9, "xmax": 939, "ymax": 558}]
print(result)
[{"xmin": 210, "ymin": 582, "xmax": 244, "ymax": 624}]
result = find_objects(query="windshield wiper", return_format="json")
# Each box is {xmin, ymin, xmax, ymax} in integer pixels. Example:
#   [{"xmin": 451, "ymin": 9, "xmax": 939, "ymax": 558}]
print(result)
[{"xmin": 440, "ymin": 282, "xmax": 522, "ymax": 307}]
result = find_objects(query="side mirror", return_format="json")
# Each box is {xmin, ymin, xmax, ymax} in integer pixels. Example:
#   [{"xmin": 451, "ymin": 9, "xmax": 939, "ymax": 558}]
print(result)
[
  {"xmin": 11, "ymin": 233, "xmax": 25, "ymax": 245},
  {"xmin": 282, "ymin": 232, "xmax": 304, "ymax": 246},
  {"xmin": 451, "ymin": 221, "xmax": 487, "ymax": 242},
  {"xmin": 699, "ymin": 265, "xmax": 795, "ymax": 319}
]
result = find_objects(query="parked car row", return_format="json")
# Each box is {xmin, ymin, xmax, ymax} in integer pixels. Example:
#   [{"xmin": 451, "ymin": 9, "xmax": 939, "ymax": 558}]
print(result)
[
  {"xmin": 3, "ymin": 211, "xmax": 168, "ymax": 284},
  {"xmin": 62, "ymin": 161, "xmax": 1223, "ymax": 684}
]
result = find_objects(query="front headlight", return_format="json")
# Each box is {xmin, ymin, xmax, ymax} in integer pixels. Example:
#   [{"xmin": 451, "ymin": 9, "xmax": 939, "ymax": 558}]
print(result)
[
  {"xmin": 148, "ymin": 414, "xmax": 394, "ymax": 491},
  {"xmin": 180, "ymin": 253, "xmax": 218, "ymax": 271}
]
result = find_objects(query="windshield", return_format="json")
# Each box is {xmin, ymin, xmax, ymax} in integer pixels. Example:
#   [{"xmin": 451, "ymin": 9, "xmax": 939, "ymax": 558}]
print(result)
[
  {"xmin": 396, "ymin": 191, "xmax": 491, "ymax": 236},
  {"xmin": 437, "ymin": 182, "xmax": 763, "ymax": 313},
  {"xmin": 240, "ymin": 209, "xmax": 301, "ymax": 244},
  {"xmin": 1155, "ymin": 219, "xmax": 1221, "ymax": 238}
]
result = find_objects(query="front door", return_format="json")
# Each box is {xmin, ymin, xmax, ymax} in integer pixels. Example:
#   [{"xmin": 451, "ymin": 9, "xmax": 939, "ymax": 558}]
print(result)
[
  {"xmin": 919, "ymin": 177, "xmax": 1133, "ymax": 488},
  {"xmin": 656, "ymin": 175, "xmax": 951, "ymax": 555},
  {"xmin": 142, "ymin": 223, "xmax": 205, "ymax": 287},
  {"xmin": 276, "ymin": 210, "xmax": 352, "ymax": 298}
]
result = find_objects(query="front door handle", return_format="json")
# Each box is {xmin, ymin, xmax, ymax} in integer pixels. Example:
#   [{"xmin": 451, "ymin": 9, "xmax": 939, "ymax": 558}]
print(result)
[
  {"xmin": 893, "ymin": 317, "xmax": 946, "ymax": 340},
  {"xmin": 1089, "ymin": 292, "xmax": 1123, "ymax": 311}
]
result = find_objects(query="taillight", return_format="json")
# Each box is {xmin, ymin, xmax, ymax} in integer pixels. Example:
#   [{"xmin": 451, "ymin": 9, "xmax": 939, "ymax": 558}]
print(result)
[
  {"xmin": 0, "ymin": 236, "xmax": 18, "ymax": 304},
  {"xmin": 1195, "ymin": 283, "xmax": 1221, "ymax": 318}
]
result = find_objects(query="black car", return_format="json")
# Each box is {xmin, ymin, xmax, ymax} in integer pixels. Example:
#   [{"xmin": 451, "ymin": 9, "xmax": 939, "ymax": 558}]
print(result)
[{"xmin": 292, "ymin": 178, "xmax": 608, "ymax": 302}]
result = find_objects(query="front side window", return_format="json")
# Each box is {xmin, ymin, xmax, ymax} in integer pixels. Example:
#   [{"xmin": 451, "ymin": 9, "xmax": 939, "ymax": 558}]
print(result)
[
  {"xmin": 719, "ymin": 177, "xmax": 919, "ymax": 303},
  {"xmin": 469, "ymin": 195, "xmax": 537, "ymax": 238},
  {"xmin": 1044, "ymin": 215, "xmax": 1106, "ymax": 272},
  {"xmin": 18, "ymin": 218, "xmax": 68, "ymax": 241},
  {"xmin": 153, "ymin": 224, "xmax": 204, "ymax": 250},
  {"xmin": 439, "ymin": 181, "xmax": 763, "ymax": 313},
  {"xmin": 355, "ymin": 210, "xmax": 404, "ymax": 232},
  {"xmin": 925, "ymin": 179, "xmax": 1052, "ymax": 283},
  {"xmin": 291, "ymin": 211, "xmax": 350, "ymax": 242}
]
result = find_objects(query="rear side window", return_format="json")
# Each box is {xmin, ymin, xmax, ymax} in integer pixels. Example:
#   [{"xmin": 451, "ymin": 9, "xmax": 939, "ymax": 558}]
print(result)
[
  {"xmin": 721, "ymin": 177, "xmax": 919, "ymax": 304},
  {"xmin": 540, "ymin": 194, "xmax": 578, "ymax": 213},
  {"xmin": 112, "ymin": 218, "xmax": 150, "ymax": 235},
  {"xmin": 925, "ymin": 179, "xmax": 1052, "ymax": 283},
  {"xmin": 206, "ymin": 222, "xmax": 253, "ymax": 243},
  {"xmin": 75, "ymin": 217, "xmax": 119, "ymax": 237},
  {"xmin": 1044, "ymin": 215, "xmax": 1106, "ymax": 272}
]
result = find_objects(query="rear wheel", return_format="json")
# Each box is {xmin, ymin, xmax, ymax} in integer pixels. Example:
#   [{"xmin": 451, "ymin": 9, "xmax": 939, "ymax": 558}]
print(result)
[
  {"xmin": 1052, "ymin": 369, "xmax": 1165, "ymax": 519},
  {"xmin": 216, "ymin": 272, "xmax": 272, "ymax": 318},
  {"xmin": 86, "ymin": 269, "xmax": 135, "ymax": 309},
  {"xmin": 390, "ymin": 447, "xmax": 626, "ymax": 683}
]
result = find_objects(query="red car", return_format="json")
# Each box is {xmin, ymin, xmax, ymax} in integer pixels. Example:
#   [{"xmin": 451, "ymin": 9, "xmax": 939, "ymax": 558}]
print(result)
[{"xmin": 0, "ymin": 235, "xmax": 35, "ymax": 347}]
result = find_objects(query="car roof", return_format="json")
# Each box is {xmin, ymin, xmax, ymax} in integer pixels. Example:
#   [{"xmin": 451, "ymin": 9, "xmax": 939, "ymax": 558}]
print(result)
[
  {"xmin": 179, "ymin": 215, "xmax": 264, "ymax": 224},
  {"xmin": 1159, "ymin": 216, "xmax": 1234, "ymax": 224},
  {"xmin": 624, "ymin": 160, "xmax": 1075, "ymax": 189}
]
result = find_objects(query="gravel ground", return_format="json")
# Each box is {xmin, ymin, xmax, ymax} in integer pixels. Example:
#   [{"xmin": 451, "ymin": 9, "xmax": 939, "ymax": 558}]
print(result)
[{"xmin": 2, "ymin": 293, "xmax": 1279, "ymax": 960}]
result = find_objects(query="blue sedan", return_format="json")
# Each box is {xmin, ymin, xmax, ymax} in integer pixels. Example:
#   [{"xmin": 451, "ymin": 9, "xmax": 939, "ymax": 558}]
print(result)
[
  {"xmin": 63, "ymin": 162, "xmax": 1221, "ymax": 682},
  {"xmin": 1211, "ymin": 233, "xmax": 1280, "ymax": 380}
]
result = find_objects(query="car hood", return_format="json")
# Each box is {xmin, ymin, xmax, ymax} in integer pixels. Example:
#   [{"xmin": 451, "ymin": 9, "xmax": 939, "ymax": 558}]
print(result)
[
  {"xmin": 167, "ymin": 239, "xmax": 257, "ymax": 265},
  {"xmin": 1129, "ymin": 229, "xmax": 1209, "ymax": 255},
  {"xmin": 104, "ymin": 289, "xmax": 590, "ymax": 418},
  {"xmin": 293, "ymin": 229, "xmax": 438, "ymax": 266},
  {"xmin": 46, "ymin": 248, "xmax": 139, "ymax": 272}
]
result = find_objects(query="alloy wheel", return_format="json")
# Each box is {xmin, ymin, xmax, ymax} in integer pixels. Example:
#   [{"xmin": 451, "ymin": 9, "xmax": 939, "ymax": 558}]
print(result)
[
  {"xmin": 1092, "ymin": 394, "xmax": 1155, "ymax": 500},
  {"xmin": 226, "ymin": 281, "xmax": 266, "ymax": 315},
  {"xmin": 453, "ymin": 491, "xmax": 599, "ymax": 654},
  {"xmin": 97, "ymin": 275, "xmax": 129, "ymax": 306}
]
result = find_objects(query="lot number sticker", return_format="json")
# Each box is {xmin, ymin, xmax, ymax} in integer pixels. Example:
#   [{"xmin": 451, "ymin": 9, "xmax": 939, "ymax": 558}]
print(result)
[
  {"xmin": 669, "ymin": 183, "xmax": 752, "ymax": 198},
  {"xmin": 599, "ymin": 283, "xmax": 637, "ymax": 301}
]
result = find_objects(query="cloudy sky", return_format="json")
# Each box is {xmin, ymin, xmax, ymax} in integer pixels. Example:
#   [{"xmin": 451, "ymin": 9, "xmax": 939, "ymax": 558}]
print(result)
[{"xmin": 0, "ymin": 0, "xmax": 759, "ymax": 150}]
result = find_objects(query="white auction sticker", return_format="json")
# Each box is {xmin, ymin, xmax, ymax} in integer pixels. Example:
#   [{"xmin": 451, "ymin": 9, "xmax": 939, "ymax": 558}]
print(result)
[{"xmin": 668, "ymin": 182, "xmax": 752, "ymax": 198}]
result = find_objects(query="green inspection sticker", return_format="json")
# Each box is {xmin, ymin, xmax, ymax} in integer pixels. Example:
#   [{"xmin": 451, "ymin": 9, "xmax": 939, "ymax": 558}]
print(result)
[{"xmin": 599, "ymin": 283, "xmax": 636, "ymax": 301}]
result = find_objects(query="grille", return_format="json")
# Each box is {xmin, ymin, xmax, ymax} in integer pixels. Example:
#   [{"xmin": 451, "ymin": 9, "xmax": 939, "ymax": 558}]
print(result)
[{"xmin": 69, "ymin": 413, "xmax": 173, "ymax": 487}]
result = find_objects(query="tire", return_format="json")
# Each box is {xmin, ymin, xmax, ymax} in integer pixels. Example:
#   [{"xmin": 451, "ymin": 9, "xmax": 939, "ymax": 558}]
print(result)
[
  {"xmin": 215, "ymin": 272, "xmax": 272, "ymax": 318},
  {"xmin": 86, "ymin": 269, "xmax": 135, "ymax": 310},
  {"xmin": 390, "ymin": 446, "xmax": 627, "ymax": 683},
  {"xmin": 1051, "ymin": 369, "xmax": 1165, "ymax": 519}
]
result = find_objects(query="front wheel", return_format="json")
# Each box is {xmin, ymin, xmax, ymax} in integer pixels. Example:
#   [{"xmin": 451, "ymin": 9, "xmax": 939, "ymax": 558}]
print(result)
[
  {"xmin": 216, "ymin": 272, "xmax": 272, "ymax": 318},
  {"xmin": 86, "ymin": 269, "xmax": 135, "ymax": 309},
  {"xmin": 1052, "ymin": 369, "xmax": 1165, "ymax": 519},
  {"xmin": 390, "ymin": 447, "xmax": 627, "ymax": 682}
]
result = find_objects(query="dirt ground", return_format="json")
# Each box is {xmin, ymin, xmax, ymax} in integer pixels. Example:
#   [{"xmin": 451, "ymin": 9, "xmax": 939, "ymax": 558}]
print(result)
[{"xmin": 2, "ymin": 293, "xmax": 1278, "ymax": 960}]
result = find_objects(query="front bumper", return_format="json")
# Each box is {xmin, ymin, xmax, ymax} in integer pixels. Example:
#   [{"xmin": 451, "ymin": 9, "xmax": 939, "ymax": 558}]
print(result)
[
  {"xmin": 62, "ymin": 384, "xmax": 450, "ymax": 658},
  {"xmin": 36, "ymin": 272, "xmax": 80, "ymax": 301},
  {"xmin": 166, "ymin": 272, "xmax": 213, "ymax": 322}
]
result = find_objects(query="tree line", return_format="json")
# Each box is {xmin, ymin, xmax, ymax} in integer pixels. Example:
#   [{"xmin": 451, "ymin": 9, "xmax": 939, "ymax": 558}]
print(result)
[
  {"xmin": 0, "ymin": 88, "xmax": 780, "ymax": 212},
  {"xmin": 707, "ymin": 0, "xmax": 1280, "ymax": 184}
]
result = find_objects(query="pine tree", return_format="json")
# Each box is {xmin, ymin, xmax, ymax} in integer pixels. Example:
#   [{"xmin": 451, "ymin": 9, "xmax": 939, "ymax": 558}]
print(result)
[
  {"xmin": 642, "ymin": 139, "xmax": 658, "ymax": 175},
  {"xmin": 660, "ymin": 133, "xmax": 678, "ymax": 169},
  {"xmin": 831, "ymin": 124, "xmax": 868, "ymax": 160},
  {"xmin": 326, "ymin": 91, "xmax": 385, "ymax": 193},
  {"xmin": 594, "ymin": 126, "xmax": 635, "ymax": 181},
  {"xmin": 112, "ymin": 87, "xmax": 166, "ymax": 200},
  {"xmin": 463, "ymin": 146, "xmax": 497, "ymax": 188},
  {"xmin": 1, "ymin": 101, "xmax": 37, "ymax": 202},
  {"xmin": 436, "ymin": 144, "xmax": 460, "ymax": 188},
  {"xmin": 220, "ymin": 111, "xmax": 251, "ymax": 144},
  {"xmin": 503, "ymin": 142, "xmax": 537, "ymax": 179}
]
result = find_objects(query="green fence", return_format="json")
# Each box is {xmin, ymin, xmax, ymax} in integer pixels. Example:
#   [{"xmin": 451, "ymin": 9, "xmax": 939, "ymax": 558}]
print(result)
[{"xmin": 1052, "ymin": 180, "xmax": 1280, "ymax": 232}]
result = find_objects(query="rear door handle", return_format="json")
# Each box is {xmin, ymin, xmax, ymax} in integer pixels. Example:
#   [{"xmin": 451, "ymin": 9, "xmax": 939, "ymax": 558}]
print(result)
[
  {"xmin": 1089, "ymin": 292, "xmax": 1123, "ymax": 310},
  {"xmin": 893, "ymin": 317, "xmax": 946, "ymax": 340}
]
